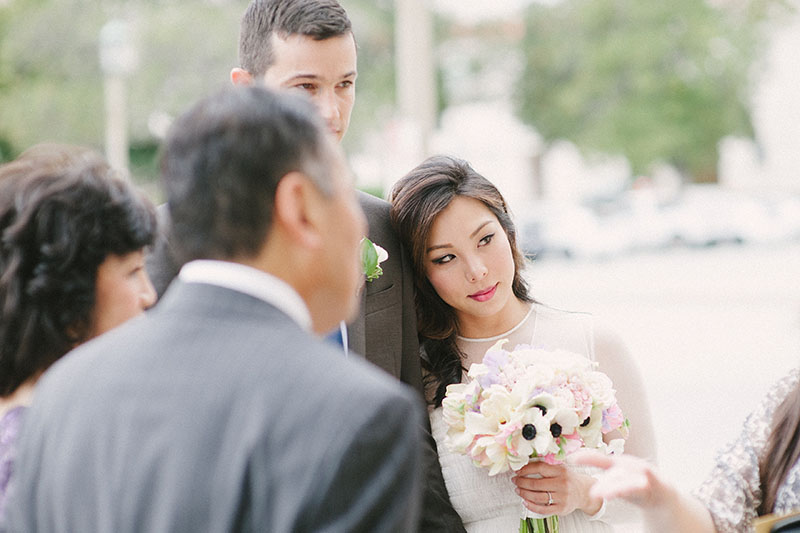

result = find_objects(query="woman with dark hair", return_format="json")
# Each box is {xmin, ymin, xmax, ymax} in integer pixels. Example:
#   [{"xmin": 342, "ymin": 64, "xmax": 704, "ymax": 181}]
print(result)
[
  {"xmin": 390, "ymin": 155, "xmax": 656, "ymax": 531},
  {"xmin": 0, "ymin": 145, "xmax": 158, "ymax": 516},
  {"xmin": 576, "ymin": 369, "xmax": 800, "ymax": 532}
]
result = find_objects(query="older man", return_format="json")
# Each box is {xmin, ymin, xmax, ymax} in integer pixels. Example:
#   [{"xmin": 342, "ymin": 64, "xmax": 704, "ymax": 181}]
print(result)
[{"xmin": 5, "ymin": 87, "xmax": 423, "ymax": 532}]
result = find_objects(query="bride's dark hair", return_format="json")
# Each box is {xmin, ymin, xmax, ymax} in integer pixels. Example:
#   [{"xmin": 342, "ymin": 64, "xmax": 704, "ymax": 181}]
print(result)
[
  {"xmin": 389, "ymin": 155, "xmax": 532, "ymax": 406},
  {"xmin": 759, "ymin": 378, "xmax": 800, "ymax": 515}
]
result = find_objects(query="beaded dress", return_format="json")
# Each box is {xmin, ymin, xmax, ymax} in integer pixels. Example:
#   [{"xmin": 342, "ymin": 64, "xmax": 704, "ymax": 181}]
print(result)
[
  {"xmin": 0, "ymin": 406, "xmax": 26, "ymax": 520},
  {"xmin": 694, "ymin": 368, "xmax": 800, "ymax": 532}
]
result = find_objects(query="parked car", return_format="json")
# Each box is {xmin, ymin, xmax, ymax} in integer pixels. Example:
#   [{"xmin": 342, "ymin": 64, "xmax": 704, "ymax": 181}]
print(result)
[{"xmin": 517, "ymin": 186, "xmax": 800, "ymax": 261}]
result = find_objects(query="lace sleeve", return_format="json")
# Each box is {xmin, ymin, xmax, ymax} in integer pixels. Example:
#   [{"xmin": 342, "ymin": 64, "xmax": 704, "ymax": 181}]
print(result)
[{"xmin": 692, "ymin": 369, "xmax": 800, "ymax": 533}]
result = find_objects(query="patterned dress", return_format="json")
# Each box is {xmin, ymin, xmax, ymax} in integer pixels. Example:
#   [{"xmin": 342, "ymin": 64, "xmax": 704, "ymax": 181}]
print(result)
[
  {"xmin": 694, "ymin": 368, "xmax": 800, "ymax": 532},
  {"xmin": 0, "ymin": 406, "xmax": 27, "ymax": 520}
]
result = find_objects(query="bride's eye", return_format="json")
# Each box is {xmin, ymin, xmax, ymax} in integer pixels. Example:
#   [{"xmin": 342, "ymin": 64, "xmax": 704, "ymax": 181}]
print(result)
[
  {"xmin": 432, "ymin": 254, "xmax": 455, "ymax": 265},
  {"xmin": 478, "ymin": 233, "xmax": 494, "ymax": 246}
]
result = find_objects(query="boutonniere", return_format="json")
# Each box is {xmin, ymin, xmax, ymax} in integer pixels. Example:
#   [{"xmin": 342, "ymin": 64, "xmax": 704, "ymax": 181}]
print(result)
[{"xmin": 361, "ymin": 237, "xmax": 388, "ymax": 282}]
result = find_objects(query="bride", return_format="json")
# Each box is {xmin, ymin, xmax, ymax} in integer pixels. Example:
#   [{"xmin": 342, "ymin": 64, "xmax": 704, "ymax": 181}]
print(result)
[{"xmin": 389, "ymin": 155, "xmax": 657, "ymax": 531}]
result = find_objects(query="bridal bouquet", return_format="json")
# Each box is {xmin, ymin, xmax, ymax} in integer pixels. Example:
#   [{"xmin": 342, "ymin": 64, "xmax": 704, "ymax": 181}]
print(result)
[{"xmin": 441, "ymin": 340, "xmax": 629, "ymax": 533}]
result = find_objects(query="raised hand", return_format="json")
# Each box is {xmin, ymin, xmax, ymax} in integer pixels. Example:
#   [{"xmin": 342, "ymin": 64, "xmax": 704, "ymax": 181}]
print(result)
[{"xmin": 569, "ymin": 450, "xmax": 716, "ymax": 533}]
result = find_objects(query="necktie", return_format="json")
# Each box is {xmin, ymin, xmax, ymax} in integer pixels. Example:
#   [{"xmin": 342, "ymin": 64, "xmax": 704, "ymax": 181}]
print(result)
[{"xmin": 325, "ymin": 321, "xmax": 349, "ymax": 358}]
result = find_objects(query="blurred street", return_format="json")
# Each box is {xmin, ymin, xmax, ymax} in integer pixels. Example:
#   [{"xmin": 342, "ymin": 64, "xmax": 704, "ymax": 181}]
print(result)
[{"xmin": 526, "ymin": 241, "xmax": 800, "ymax": 528}]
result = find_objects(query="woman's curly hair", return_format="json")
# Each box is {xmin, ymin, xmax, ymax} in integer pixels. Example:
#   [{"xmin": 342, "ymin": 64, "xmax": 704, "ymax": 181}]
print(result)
[{"xmin": 0, "ymin": 147, "xmax": 156, "ymax": 396}]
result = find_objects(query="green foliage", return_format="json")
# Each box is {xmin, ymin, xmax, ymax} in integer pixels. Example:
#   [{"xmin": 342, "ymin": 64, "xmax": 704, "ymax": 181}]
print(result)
[
  {"xmin": 340, "ymin": 0, "xmax": 395, "ymax": 151},
  {"xmin": 516, "ymin": 0, "xmax": 787, "ymax": 182},
  {"xmin": 0, "ymin": 0, "xmax": 397, "ymax": 184},
  {"xmin": 0, "ymin": 2, "xmax": 106, "ymax": 154}
]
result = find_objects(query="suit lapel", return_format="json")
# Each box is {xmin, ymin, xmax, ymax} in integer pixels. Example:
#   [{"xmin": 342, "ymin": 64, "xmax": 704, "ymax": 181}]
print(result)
[{"xmin": 348, "ymin": 287, "xmax": 367, "ymax": 358}]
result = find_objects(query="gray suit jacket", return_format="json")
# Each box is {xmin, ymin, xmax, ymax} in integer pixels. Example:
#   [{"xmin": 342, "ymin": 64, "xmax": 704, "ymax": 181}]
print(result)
[
  {"xmin": 146, "ymin": 193, "xmax": 419, "ymax": 386},
  {"xmin": 6, "ymin": 282, "xmax": 423, "ymax": 532},
  {"xmin": 146, "ymin": 194, "xmax": 466, "ymax": 532}
]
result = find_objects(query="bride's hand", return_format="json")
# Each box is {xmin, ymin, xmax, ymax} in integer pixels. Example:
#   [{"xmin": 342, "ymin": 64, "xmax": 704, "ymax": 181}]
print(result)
[{"xmin": 512, "ymin": 461, "xmax": 603, "ymax": 516}]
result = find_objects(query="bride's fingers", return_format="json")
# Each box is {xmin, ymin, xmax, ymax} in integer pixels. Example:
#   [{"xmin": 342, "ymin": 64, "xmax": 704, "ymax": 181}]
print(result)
[
  {"xmin": 511, "ymin": 474, "xmax": 555, "ymax": 492},
  {"xmin": 515, "ymin": 461, "xmax": 565, "ymax": 478},
  {"xmin": 515, "ymin": 488, "xmax": 553, "ymax": 507},
  {"xmin": 520, "ymin": 496, "xmax": 561, "ymax": 514},
  {"xmin": 517, "ymin": 488, "xmax": 561, "ymax": 514}
]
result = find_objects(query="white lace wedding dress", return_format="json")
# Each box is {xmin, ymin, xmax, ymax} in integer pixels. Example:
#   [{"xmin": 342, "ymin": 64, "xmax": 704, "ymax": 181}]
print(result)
[{"xmin": 430, "ymin": 303, "xmax": 616, "ymax": 532}]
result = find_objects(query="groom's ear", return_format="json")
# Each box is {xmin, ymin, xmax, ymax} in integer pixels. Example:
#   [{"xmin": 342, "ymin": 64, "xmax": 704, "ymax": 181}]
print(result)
[
  {"xmin": 272, "ymin": 172, "xmax": 324, "ymax": 251},
  {"xmin": 230, "ymin": 68, "xmax": 254, "ymax": 87}
]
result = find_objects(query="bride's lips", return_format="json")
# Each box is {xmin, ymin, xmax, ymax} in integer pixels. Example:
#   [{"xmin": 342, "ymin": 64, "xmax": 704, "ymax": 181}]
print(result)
[{"xmin": 468, "ymin": 283, "xmax": 498, "ymax": 302}]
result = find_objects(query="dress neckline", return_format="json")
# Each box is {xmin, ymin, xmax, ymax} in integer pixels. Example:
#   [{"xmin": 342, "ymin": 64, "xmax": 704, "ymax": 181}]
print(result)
[{"xmin": 457, "ymin": 304, "xmax": 534, "ymax": 343}]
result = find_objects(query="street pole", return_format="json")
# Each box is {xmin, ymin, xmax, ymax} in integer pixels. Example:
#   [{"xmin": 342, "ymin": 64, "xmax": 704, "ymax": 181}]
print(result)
[
  {"xmin": 395, "ymin": 0, "xmax": 437, "ymax": 158},
  {"xmin": 99, "ymin": 19, "xmax": 137, "ymax": 176}
]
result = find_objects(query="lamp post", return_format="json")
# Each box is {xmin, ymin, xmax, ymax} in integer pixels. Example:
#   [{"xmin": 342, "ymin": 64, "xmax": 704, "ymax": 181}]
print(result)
[
  {"xmin": 99, "ymin": 19, "xmax": 137, "ymax": 175},
  {"xmin": 395, "ymin": 0, "xmax": 436, "ymax": 157}
]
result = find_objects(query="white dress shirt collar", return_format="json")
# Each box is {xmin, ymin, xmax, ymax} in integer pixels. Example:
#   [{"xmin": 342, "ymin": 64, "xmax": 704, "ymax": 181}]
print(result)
[{"xmin": 178, "ymin": 260, "xmax": 312, "ymax": 332}]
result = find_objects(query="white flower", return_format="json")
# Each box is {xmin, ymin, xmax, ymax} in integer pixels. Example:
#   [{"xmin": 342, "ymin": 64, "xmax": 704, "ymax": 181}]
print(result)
[
  {"xmin": 467, "ymin": 363, "xmax": 490, "ymax": 380},
  {"xmin": 509, "ymin": 405, "xmax": 556, "ymax": 469},
  {"xmin": 597, "ymin": 438, "xmax": 626, "ymax": 455},
  {"xmin": 441, "ymin": 387, "xmax": 468, "ymax": 430},
  {"xmin": 577, "ymin": 406, "xmax": 604, "ymax": 448},
  {"xmin": 471, "ymin": 435, "xmax": 511, "ymax": 475},
  {"xmin": 583, "ymin": 371, "xmax": 616, "ymax": 408},
  {"xmin": 445, "ymin": 427, "xmax": 475, "ymax": 454},
  {"xmin": 548, "ymin": 405, "xmax": 580, "ymax": 440},
  {"xmin": 361, "ymin": 238, "xmax": 388, "ymax": 282},
  {"xmin": 464, "ymin": 384, "xmax": 519, "ymax": 436},
  {"xmin": 374, "ymin": 243, "xmax": 388, "ymax": 263}
]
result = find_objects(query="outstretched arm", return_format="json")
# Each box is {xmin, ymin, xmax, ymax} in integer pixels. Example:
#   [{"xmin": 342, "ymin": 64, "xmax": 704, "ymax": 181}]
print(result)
[{"xmin": 571, "ymin": 451, "xmax": 716, "ymax": 533}]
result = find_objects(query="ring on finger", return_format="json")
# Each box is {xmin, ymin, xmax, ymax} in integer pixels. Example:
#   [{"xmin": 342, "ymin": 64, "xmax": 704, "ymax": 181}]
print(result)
[{"xmin": 546, "ymin": 491, "xmax": 554, "ymax": 506}]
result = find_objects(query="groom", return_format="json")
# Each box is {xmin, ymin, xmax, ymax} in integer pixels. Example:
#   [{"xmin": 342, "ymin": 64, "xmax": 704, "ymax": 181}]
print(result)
[
  {"xmin": 145, "ymin": 1, "xmax": 464, "ymax": 530},
  {"xmin": 5, "ymin": 86, "xmax": 423, "ymax": 531}
]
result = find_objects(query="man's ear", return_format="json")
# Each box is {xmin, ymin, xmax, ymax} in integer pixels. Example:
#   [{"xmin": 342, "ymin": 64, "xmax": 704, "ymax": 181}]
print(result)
[
  {"xmin": 230, "ymin": 68, "xmax": 254, "ymax": 87},
  {"xmin": 272, "ymin": 172, "xmax": 323, "ymax": 250}
]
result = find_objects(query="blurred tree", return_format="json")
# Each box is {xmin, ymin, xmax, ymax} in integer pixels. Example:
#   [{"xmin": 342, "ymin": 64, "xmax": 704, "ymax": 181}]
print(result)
[
  {"xmin": 0, "ymin": 0, "xmax": 397, "ymax": 183},
  {"xmin": 0, "ymin": 3, "xmax": 11, "ymax": 162},
  {"xmin": 516, "ymin": 0, "xmax": 790, "ymax": 183},
  {"xmin": 0, "ymin": 1, "xmax": 107, "ymax": 156},
  {"xmin": 0, "ymin": 0, "xmax": 240, "ymax": 180},
  {"xmin": 340, "ymin": 0, "xmax": 395, "ymax": 153}
]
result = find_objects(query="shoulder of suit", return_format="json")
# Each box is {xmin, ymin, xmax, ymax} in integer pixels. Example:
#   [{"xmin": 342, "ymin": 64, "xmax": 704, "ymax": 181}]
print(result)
[{"xmin": 357, "ymin": 190, "xmax": 391, "ymax": 215}]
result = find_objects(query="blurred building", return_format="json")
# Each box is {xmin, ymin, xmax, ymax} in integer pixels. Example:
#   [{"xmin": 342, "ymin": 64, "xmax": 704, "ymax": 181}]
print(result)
[{"xmin": 355, "ymin": 0, "xmax": 800, "ymax": 200}]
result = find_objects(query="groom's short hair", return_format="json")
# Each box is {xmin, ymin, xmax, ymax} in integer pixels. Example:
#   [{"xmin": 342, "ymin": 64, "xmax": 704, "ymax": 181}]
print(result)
[
  {"xmin": 160, "ymin": 85, "xmax": 331, "ymax": 264},
  {"xmin": 238, "ymin": 0, "xmax": 353, "ymax": 77}
]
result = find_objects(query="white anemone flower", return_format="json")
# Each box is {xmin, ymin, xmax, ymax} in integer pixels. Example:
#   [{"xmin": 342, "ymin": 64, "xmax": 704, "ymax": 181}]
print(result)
[
  {"xmin": 508, "ymin": 406, "xmax": 554, "ymax": 470},
  {"xmin": 547, "ymin": 405, "xmax": 580, "ymax": 442},
  {"xmin": 577, "ymin": 406, "xmax": 604, "ymax": 448}
]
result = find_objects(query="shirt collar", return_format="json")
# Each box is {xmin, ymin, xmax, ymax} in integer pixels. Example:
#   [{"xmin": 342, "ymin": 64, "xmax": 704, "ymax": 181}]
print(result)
[{"xmin": 178, "ymin": 260, "xmax": 312, "ymax": 333}]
